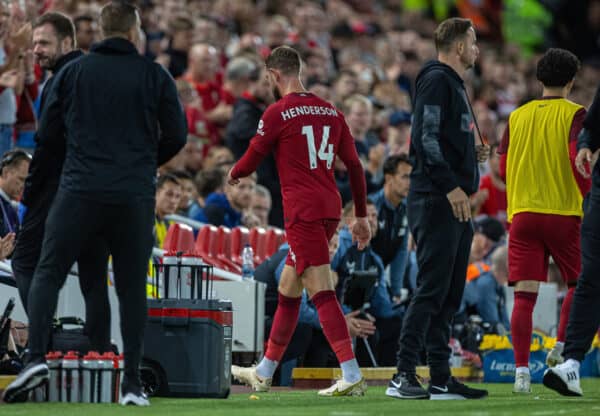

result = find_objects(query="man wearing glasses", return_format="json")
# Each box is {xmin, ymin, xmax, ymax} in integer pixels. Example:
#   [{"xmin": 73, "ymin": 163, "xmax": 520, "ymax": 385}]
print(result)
[{"xmin": 0, "ymin": 150, "xmax": 30, "ymax": 237}]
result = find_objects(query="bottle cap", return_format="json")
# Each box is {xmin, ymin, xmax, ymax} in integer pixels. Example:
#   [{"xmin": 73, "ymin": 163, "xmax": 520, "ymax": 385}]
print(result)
[
  {"xmin": 45, "ymin": 351, "xmax": 63, "ymax": 360},
  {"xmin": 83, "ymin": 351, "xmax": 101, "ymax": 360},
  {"xmin": 63, "ymin": 351, "xmax": 79, "ymax": 360}
]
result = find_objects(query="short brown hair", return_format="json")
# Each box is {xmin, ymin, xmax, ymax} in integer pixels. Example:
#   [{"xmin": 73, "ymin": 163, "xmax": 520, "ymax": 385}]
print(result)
[
  {"xmin": 265, "ymin": 46, "xmax": 301, "ymax": 76},
  {"xmin": 33, "ymin": 12, "xmax": 75, "ymax": 45},
  {"xmin": 434, "ymin": 18, "xmax": 473, "ymax": 53},
  {"xmin": 168, "ymin": 15, "xmax": 194, "ymax": 33},
  {"xmin": 100, "ymin": 1, "xmax": 138, "ymax": 37},
  {"xmin": 156, "ymin": 173, "xmax": 181, "ymax": 191}
]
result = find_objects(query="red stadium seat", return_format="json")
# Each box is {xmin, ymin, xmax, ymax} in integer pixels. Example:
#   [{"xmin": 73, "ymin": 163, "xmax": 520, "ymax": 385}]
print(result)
[
  {"xmin": 216, "ymin": 226, "xmax": 232, "ymax": 257},
  {"xmin": 249, "ymin": 227, "xmax": 268, "ymax": 265},
  {"xmin": 163, "ymin": 223, "xmax": 195, "ymax": 253},
  {"xmin": 216, "ymin": 226, "xmax": 242, "ymax": 274},
  {"xmin": 265, "ymin": 228, "xmax": 286, "ymax": 257},
  {"xmin": 194, "ymin": 225, "xmax": 229, "ymax": 270},
  {"xmin": 230, "ymin": 226, "xmax": 250, "ymax": 265}
]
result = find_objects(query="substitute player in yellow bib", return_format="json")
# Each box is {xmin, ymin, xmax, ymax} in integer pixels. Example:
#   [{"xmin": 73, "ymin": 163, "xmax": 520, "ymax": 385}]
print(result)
[{"xmin": 498, "ymin": 48, "xmax": 591, "ymax": 394}]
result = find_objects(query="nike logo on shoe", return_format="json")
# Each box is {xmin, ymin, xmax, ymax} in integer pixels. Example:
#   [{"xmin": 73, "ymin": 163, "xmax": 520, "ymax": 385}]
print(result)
[
  {"xmin": 431, "ymin": 386, "xmax": 449, "ymax": 393},
  {"xmin": 390, "ymin": 380, "xmax": 402, "ymax": 389}
]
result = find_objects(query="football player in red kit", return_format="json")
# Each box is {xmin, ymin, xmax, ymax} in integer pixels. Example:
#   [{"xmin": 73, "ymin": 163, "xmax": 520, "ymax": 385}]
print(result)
[{"xmin": 229, "ymin": 46, "xmax": 371, "ymax": 396}]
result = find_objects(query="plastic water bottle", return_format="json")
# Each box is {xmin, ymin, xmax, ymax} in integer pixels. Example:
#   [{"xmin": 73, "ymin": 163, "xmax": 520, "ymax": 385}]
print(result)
[
  {"xmin": 81, "ymin": 351, "xmax": 101, "ymax": 403},
  {"xmin": 98, "ymin": 352, "xmax": 115, "ymax": 403},
  {"xmin": 241, "ymin": 243, "xmax": 254, "ymax": 280},
  {"xmin": 61, "ymin": 351, "xmax": 80, "ymax": 402},
  {"xmin": 46, "ymin": 351, "xmax": 62, "ymax": 402},
  {"xmin": 162, "ymin": 252, "xmax": 179, "ymax": 298},
  {"xmin": 181, "ymin": 253, "xmax": 203, "ymax": 299}
]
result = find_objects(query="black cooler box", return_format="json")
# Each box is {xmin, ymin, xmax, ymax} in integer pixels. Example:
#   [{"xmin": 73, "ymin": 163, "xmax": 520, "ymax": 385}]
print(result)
[{"xmin": 142, "ymin": 256, "xmax": 232, "ymax": 398}]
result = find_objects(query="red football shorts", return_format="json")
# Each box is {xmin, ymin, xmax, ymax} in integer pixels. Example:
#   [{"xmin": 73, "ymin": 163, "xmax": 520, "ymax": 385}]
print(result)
[
  {"xmin": 285, "ymin": 219, "xmax": 339, "ymax": 276},
  {"xmin": 508, "ymin": 212, "xmax": 581, "ymax": 286}
]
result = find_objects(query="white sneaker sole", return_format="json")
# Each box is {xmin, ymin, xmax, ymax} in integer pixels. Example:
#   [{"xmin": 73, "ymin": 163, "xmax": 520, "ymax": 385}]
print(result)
[
  {"xmin": 317, "ymin": 379, "xmax": 366, "ymax": 397},
  {"xmin": 385, "ymin": 387, "xmax": 429, "ymax": 399},
  {"xmin": 2, "ymin": 364, "xmax": 49, "ymax": 403},
  {"xmin": 429, "ymin": 393, "xmax": 467, "ymax": 400},
  {"xmin": 543, "ymin": 369, "xmax": 582, "ymax": 397},
  {"xmin": 119, "ymin": 392, "xmax": 150, "ymax": 406},
  {"xmin": 231, "ymin": 366, "xmax": 271, "ymax": 392}
]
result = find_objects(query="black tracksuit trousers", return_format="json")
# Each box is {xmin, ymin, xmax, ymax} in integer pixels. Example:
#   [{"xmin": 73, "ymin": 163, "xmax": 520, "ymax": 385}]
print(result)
[
  {"xmin": 396, "ymin": 192, "xmax": 473, "ymax": 386},
  {"xmin": 564, "ymin": 185, "xmax": 600, "ymax": 362},
  {"xmin": 12, "ymin": 186, "xmax": 112, "ymax": 353},
  {"xmin": 26, "ymin": 191, "xmax": 154, "ymax": 383}
]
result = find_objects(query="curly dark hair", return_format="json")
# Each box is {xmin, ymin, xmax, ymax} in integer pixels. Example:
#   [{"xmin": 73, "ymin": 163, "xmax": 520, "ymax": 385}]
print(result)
[{"xmin": 536, "ymin": 48, "xmax": 581, "ymax": 87}]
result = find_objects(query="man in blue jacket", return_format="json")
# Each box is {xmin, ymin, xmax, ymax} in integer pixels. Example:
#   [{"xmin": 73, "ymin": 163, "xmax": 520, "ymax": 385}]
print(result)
[
  {"xmin": 196, "ymin": 174, "xmax": 256, "ymax": 228},
  {"xmin": 333, "ymin": 199, "xmax": 404, "ymax": 365},
  {"xmin": 3, "ymin": 2, "xmax": 187, "ymax": 406},
  {"xmin": 369, "ymin": 154, "xmax": 411, "ymax": 302},
  {"xmin": 386, "ymin": 18, "xmax": 489, "ymax": 400}
]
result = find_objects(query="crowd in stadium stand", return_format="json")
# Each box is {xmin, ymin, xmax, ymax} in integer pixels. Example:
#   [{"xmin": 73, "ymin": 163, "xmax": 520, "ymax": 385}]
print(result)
[{"xmin": 1, "ymin": 0, "xmax": 599, "ymax": 385}]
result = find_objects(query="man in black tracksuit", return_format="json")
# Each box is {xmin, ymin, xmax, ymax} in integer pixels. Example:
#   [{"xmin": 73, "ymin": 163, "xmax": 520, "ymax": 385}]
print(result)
[
  {"xmin": 543, "ymin": 84, "xmax": 600, "ymax": 397},
  {"xmin": 385, "ymin": 18, "xmax": 488, "ymax": 400},
  {"xmin": 11, "ymin": 12, "xmax": 111, "ymax": 354},
  {"xmin": 3, "ymin": 2, "xmax": 187, "ymax": 405}
]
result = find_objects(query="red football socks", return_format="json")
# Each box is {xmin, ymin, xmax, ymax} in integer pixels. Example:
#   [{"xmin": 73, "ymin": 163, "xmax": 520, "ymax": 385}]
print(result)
[
  {"xmin": 511, "ymin": 291, "xmax": 538, "ymax": 368},
  {"xmin": 264, "ymin": 293, "xmax": 302, "ymax": 362},
  {"xmin": 312, "ymin": 290, "xmax": 355, "ymax": 364},
  {"xmin": 557, "ymin": 287, "xmax": 575, "ymax": 342}
]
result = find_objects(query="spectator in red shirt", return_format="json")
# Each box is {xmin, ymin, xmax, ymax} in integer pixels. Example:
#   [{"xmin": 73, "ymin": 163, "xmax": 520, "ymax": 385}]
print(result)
[
  {"xmin": 473, "ymin": 144, "xmax": 507, "ymax": 225},
  {"xmin": 182, "ymin": 43, "xmax": 229, "ymax": 146},
  {"xmin": 14, "ymin": 50, "xmax": 39, "ymax": 152}
]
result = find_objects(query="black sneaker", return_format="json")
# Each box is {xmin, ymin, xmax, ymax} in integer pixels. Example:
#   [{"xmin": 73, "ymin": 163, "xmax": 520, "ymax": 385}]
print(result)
[
  {"xmin": 428, "ymin": 377, "xmax": 488, "ymax": 400},
  {"xmin": 2, "ymin": 361, "xmax": 49, "ymax": 403},
  {"xmin": 385, "ymin": 372, "xmax": 430, "ymax": 399}
]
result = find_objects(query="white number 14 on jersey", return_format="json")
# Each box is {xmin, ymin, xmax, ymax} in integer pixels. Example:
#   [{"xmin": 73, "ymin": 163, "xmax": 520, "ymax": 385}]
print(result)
[{"xmin": 302, "ymin": 125, "xmax": 334, "ymax": 170}]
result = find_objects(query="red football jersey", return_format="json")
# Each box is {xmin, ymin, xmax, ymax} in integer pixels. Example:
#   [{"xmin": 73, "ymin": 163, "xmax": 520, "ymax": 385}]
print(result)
[
  {"xmin": 478, "ymin": 174, "xmax": 507, "ymax": 226},
  {"xmin": 249, "ymin": 92, "xmax": 362, "ymax": 223}
]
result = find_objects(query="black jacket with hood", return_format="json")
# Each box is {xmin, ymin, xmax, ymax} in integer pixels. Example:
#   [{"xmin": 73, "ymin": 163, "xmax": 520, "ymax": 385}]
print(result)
[
  {"xmin": 34, "ymin": 38, "xmax": 187, "ymax": 204},
  {"xmin": 408, "ymin": 60, "xmax": 479, "ymax": 196}
]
